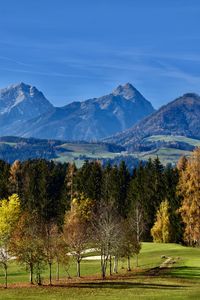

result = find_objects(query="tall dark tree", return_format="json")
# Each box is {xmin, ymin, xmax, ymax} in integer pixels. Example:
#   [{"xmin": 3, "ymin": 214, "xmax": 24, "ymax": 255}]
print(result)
[
  {"xmin": 0, "ymin": 160, "xmax": 10, "ymax": 199},
  {"xmin": 164, "ymin": 165, "xmax": 182, "ymax": 242},
  {"xmin": 117, "ymin": 161, "xmax": 131, "ymax": 218},
  {"xmin": 76, "ymin": 161, "xmax": 102, "ymax": 206}
]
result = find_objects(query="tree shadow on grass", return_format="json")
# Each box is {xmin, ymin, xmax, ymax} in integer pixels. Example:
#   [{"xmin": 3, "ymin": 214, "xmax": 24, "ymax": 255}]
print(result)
[
  {"xmin": 168, "ymin": 266, "xmax": 200, "ymax": 279},
  {"xmin": 56, "ymin": 281, "xmax": 187, "ymax": 290}
]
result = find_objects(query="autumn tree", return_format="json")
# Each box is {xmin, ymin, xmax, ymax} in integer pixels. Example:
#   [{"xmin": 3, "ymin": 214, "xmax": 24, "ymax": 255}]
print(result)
[
  {"xmin": 119, "ymin": 218, "xmax": 141, "ymax": 271},
  {"xmin": 151, "ymin": 199, "xmax": 171, "ymax": 243},
  {"xmin": 43, "ymin": 222, "xmax": 60, "ymax": 285},
  {"xmin": 178, "ymin": 148, "xmax": 200, "ymax": 246},
  {"xmin": 53, "ymin": 231, "xmax": 68, "ymax": 281},
  {"xmin": 63, "ymin": 193, "xmax": 93, "ymax": 277},
  {"xmin": 65, "ymin": 162, "xmax": 77, "ymax": 203},
  {"xmin": 9, "ymin": 160, "xmax": 21, "ymax": 194},
  {"xmin": 9, "ymin": 211, "xmax": 46, "ymax": 285},
  {"xmin": 0, "ymin": 194, "xmax": 20, "ymax": 288}
]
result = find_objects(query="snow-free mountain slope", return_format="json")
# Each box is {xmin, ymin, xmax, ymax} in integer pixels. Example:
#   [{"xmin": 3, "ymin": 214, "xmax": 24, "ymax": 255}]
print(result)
[{"xmin": 104, "ymin": 93, "xmax": 200, "ymax": 150}]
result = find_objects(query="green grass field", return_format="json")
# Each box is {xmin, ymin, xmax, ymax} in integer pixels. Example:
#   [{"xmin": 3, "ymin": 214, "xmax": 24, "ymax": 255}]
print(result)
[{"xmin": 0, "ymin": 243, "xmax": 199, "ymax": 299}]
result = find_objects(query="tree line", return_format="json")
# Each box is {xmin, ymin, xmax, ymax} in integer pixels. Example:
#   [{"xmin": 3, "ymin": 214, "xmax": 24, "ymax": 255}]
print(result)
[{"xmin": 0, "ymin": 148, "xmax": 199, "ymax": 287}]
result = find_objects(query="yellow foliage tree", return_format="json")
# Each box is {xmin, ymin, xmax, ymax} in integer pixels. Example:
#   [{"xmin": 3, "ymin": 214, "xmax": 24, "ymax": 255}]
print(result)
[
  {"xmin": 0, "ymin": 194, "xmax": 20, "ymax": 288},
  {"xmin": 64, "ymin": 193, "xmax": 93, "ymax": 277},
  {"xmin": 151, "ymin": 199, "xmax": 171, "ymax": 243},
  {"xmin": 71, "ymin": 193, "xmax": 94, "ymax": 221},
  {"xmin": 178, "ymin": 148, "xmax": 200, "ymax": 246}
]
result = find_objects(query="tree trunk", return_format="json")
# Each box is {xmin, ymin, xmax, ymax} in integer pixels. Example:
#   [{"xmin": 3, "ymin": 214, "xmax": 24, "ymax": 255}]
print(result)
[
  {"xmin": 56, "ymin": 261, "xmax": 60, "ymax": 281},
  {"xmin": 38, "ymin": 273, "xmax": 42, "ymax": 286},
  {"xmin": 77, "ymin": 259, "xmax": 81, "ymax": 277},
  {"xmin": 101, "ymin": 253, "xmax": 107, "ymax": 279},
  {"xmin": 127, "ymin": 256, "xmax": 131, "ymax": 271},
  {"xmin": 4, "ymin": 264, "xmax": 8, "ymax": 289},
  {"xmin": 113, "ymin": 256, "xmax": 118, "ymax": 273},
  {"xmin": 101, "ymin": 263, "xmax": 106, "ymax": 279},
  {"xmin": 136, "ymin": 254, "xmax": 139, "ymax": 268},
  {"xmin": 36, "ymin": 265, "xmax": 42, "ymax": 286},
  {"xmin": 29, "ymin": 263, "xmax": 33, "ymax": 284},
  {"xmin": 49, "ymin": 262, "xmax": 52, "ymax": 285},
  {"xmin": 109, "ymin": 255, "xmax": 112, "ymax": 276}
]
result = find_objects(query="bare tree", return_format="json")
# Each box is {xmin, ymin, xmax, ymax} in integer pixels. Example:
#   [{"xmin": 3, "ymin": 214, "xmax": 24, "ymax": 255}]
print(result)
[
  {"xmin": 43, "ymin": 221, "xmax": 63, "ymax": 285},
  {"xmin": 63, "ymin": 212, "xmax": 89, "ymax": 277},
  {"xmin": 128, "ymin": 201, "xmax": 144, "ymax": 267},
  {"xmin": 91, "ymin": 205, "xmax": 121, "ymax": 279}
]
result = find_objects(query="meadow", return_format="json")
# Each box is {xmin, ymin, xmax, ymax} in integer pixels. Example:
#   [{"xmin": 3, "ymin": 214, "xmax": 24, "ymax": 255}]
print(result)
[{"xmin": 0, "ymin": 243, "xmax": 199, "ymax": 300}]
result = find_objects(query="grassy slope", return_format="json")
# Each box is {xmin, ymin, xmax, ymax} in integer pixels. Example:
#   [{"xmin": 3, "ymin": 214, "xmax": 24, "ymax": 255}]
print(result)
[
  {"xmin": 134, "ymin": 135, "xmax": 200, "ymax": 164},
  {"xmin": 144, "ymin": 135, "xmax": 200, "ymax": 147},
  {"xmin": 0, "ymin": 243, "xmax": 199, "ymax": 299},
  {"xmin": 54, "ymin": 142, "xmax": 121, "ymax": 166},
  {"xmin": 138, "ymin": 147, "xmax": 191, "ymax": 165}
]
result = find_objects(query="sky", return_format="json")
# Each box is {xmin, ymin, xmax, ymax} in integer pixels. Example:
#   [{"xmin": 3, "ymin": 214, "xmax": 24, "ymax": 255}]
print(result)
[{"xmin": 1, "ymin": 0, "xmax": 200, "ymax": 108}]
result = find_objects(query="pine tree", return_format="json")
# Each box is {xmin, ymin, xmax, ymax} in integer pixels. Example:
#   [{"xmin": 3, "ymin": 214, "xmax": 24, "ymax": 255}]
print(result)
[
  {"xmin": 164, "ymin": 165, "xmax": 182, "ymax": 242},
  {"xmin": 117, "ymin": 161, "xmax": 130, "ymax": 218},
  {"xmin": 0, "ymin": 160, "xmax": 10, "ymax": 199}
]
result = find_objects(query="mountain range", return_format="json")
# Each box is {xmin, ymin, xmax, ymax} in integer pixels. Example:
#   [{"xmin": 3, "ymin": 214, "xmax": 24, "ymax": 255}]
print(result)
[
  {"xmin": 0, "ymin": 82, "xmax": 154, "ymax": 141},
  {"xmin": 105, "ymin": 93, "xmax": 200, "ymax": 152},
  {"xmin": 1, "ymin": 81, "xmax": 200, "ymax": 165}
]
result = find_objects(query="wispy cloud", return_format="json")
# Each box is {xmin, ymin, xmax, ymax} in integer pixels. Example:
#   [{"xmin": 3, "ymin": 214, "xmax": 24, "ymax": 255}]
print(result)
[
  {"xmin": 0, "ymin": 55, "xmax": 32, "ymax": 67},
  {"xmin": 0, "ymin": 66, "xmax": 113, "ymax": 82}
]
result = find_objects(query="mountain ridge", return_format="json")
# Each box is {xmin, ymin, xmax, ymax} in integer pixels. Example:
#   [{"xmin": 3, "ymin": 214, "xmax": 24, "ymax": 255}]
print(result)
[
  {"xmin": 104, "ymin": 93, "xmax": 200, "ymax": 151},
  {"xmin": 0, "ymin": 82, "xmax": 154, "ymax": 141}
]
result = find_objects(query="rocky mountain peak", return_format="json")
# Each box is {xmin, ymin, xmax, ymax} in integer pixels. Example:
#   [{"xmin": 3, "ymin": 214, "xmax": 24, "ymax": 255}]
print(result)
[
  {"xmin": 4, "ymin": 82, "xmax": 42, "ymax": 98},
  {"xmin": 0, "ymin": 82, "xmax": 53, "ymax": 127},
  {"xmin": 112, "ymin": 83, "xmax": 140, "ymax": 100},
  {"xmin": 182, "ymin": 93, "xmax": 200, "ymax": 100}
]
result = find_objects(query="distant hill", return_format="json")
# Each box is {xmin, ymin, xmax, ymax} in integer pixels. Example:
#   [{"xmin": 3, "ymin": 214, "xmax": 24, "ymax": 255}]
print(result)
[
  {"xmin": 0, "ymin": 136, "xmax": 125, "ymax": 165},
  {"xmin": 0, "ymin": 82, "xmax": 154, "ymax": 141},
  {"xmin": 105, "ymin": 93, "xmax": 200, "ymax": 152}
]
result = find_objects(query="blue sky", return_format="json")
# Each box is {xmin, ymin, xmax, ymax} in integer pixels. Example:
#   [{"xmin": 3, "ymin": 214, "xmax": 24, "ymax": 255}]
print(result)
[{"xmin": 1, "ymin": 0, "xmax": 200, "ymax": 108}]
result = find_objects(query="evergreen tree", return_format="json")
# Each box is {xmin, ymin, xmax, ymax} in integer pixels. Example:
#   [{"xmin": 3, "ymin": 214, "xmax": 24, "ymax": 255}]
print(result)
[
  {"xmin": 0, "ymin": 160, "xmax": 10, "ymax": 199},
  {"xmin": 164, "ymin": 165, "xmax": 182, "ymax": 242},
  {"xmin": 76, "ymin": 161, "xmax": 102, "ymax": 207},
  {"xmin": 117, "ymin": 161, "xmax": 130, "ymax": 218}
]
